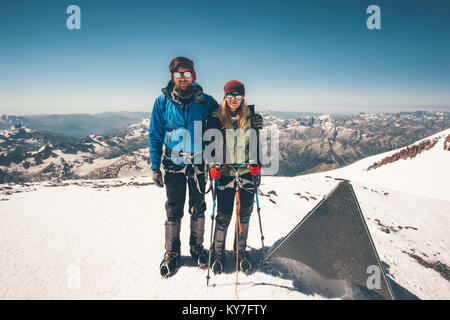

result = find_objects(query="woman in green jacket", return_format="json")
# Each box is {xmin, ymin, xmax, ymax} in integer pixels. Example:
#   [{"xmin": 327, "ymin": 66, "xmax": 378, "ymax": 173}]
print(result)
[{"xmin": 206, "ymin": 80, "xmax": 261, "ymax": 274}]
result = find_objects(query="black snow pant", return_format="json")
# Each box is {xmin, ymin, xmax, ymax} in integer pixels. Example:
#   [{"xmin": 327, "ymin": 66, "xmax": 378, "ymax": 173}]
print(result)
[
  {"xmin": 213, "ymin": 173, "xmax": 255, "ymax": 255},
  {"xmin": 163, "ymin": 159, "xmax": 207, "ymax": 253}
]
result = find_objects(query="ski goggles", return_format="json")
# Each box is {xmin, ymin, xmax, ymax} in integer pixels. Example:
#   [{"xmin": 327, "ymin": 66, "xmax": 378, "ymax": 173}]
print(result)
[
  {"xmin": 225, "ymin": 93, "xmax": 244, "ymax": 100},
  {"xmin": 173, "ymin": 71, "xmax": 193, "ymax": 79}
]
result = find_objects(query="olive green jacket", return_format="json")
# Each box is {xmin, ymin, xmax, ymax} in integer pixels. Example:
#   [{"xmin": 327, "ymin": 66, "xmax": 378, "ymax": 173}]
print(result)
[{"xmin": 206, "ymin": 108, "xmax": 255, "ymax": 176}]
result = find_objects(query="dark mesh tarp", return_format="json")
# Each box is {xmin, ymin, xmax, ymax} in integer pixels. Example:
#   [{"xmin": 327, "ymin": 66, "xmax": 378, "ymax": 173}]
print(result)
[{"xmin": 265, "ymin": 181, "xmax": 394, "ymax": 300}]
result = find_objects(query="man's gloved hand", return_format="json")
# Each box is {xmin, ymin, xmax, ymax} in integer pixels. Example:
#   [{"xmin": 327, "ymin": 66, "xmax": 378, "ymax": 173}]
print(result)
[
  {"xmin": 251, "ymin": 113, "xmax": 263, "ymax": 130},
  {"xmin": 151, "ymin": 168, "xmax": 164, "ymax": 188},
  {"xmin": 210, "ymin": 166, "xmax": 221, "ymax": 180},
  {"xmin": 249, "ymin": 163, "xmax": 260, "ymax": 176}
]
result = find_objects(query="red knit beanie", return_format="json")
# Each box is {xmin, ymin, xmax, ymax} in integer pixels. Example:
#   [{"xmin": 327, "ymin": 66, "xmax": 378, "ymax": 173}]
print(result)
[
  {"xmin": 169, "ymin": 56, "xmax": 197, "ymax": 81},
  {"xmin": 224, "ymin": 80, "xmax": 245, "ymax": 96}
]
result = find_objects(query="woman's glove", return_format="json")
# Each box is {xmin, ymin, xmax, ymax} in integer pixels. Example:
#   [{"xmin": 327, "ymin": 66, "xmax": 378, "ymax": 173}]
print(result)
[
  {"xmin": 251, "ymin": 113, "xmax": 263, "ymax": 130},
  {"xmin": 210, "ymin": 166, "xmax": 221, "ymax": 180},
  {"xmin": 249, "ymin": 163, "xmax": 260, "ymax": 176}
]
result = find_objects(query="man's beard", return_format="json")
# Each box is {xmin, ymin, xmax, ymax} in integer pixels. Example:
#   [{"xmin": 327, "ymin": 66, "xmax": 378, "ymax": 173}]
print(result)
[{"xmin": 174, "ymin": 83, "xmax": 194, "ymax": 99}]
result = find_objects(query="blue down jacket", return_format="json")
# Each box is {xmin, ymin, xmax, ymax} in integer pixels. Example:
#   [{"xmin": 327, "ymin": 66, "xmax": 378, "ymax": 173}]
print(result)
[{"xmin": 149, "ymin": 81, "xmax": 219, "ymax": 170}]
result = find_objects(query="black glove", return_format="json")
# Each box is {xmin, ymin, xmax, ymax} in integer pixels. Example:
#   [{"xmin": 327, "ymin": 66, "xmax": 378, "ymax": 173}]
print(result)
[
  {"xmin": 251, "ymin": 113, "xmax": 263, "ymax": 130},
  {"xmin": 151, "ymin": 168, "xmax": 164, "ymax": 188}
]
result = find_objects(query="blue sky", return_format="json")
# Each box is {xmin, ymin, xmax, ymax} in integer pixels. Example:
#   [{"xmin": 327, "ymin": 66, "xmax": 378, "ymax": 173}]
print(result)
[{"xmin": 0, "ymin": 0, "xmax": 449, "ymax": 115}]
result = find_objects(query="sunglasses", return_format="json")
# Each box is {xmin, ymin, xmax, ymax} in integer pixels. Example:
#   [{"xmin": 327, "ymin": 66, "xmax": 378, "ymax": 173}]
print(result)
[
  {"xmin": 173, "ymin": 71, "xmax": 193, "ymax": 79},
  {"xmin": 225, "ymin": 93, "xmax": 244, "ymax": 100}
]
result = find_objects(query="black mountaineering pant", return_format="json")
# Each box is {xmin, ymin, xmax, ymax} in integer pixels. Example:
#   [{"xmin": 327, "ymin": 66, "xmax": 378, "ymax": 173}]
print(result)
[
  {"xmin": 162, "ymin": 158, "xmax": 207, "ymax": 253},
  {"xmin": 213, "ymin": 173, "xmax": 255, "ymax": 255}
]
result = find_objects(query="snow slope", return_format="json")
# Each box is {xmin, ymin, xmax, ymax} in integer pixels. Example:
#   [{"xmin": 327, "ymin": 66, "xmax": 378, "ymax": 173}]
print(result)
[
  {"xmin": 0, "ymin": 129, "xmax": 449, "ymax": 300},
  {"xmin": 313, "ymin": 128, "xmax": 450, "ymax": 202},
  {"xmin": 0, "ymin": 173, "xmax": 448, "ymax": 300}
]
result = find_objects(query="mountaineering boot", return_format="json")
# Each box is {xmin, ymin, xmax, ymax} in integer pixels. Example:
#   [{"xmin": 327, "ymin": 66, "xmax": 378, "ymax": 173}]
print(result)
[
  {"xmin": 234, "ymin": 216, "xmax": 253, "ymax": 274},
  {"xmin": 238, "ymin": 251, "xmax": 253, "ymax": 274},
  {"xmin": 160, "ymin": 251, "xmax": 180, "ymax": 278},
  {"xmin": 210, "ymin": 212, "xmax": 231, "ymax": 275},
  {"xmin": 189, "ymin": 211, "xmax": 207, "ymax": 268},
  {"xmin": 190, "ymin": 244, "xmax": 208, "ymax": 269},
  {"xmin": 190, "ymin": 212, "xmax": 205, "ymax": 245},
  {"xmin": 165, "ymin": 219, "xmax": 182, "ymax": 253},
  {"xmin": 213, "ymin": 213, "xmax": 231, "ymax": 256},
  {"xmin": 211, "ymin": 251, "xmax": 225, "ymax": 275},
  {"xmin": 233, "ymin": 216, "xmax": 250, "ymax": 253}
]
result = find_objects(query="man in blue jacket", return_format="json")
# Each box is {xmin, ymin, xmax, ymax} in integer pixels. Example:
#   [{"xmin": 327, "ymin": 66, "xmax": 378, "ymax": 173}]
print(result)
[{"xmin": 149, "ymin": 57, "xmax": 219, "ymax": 277}]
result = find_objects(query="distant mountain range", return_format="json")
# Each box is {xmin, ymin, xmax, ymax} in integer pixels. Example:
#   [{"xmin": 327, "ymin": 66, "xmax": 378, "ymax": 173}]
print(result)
[
  {"xmin": 0, "ymin": 111, "xmax": 149, "ymax": 139},
  {"xmin": 0, "ymin": 119, "xmax": 149, "ymax": 183},
  {"xmin": 0, "ymin": 111, "xmax": 449, "ymax": 183},
  {"xmin": 266, "ymin": 111, "xmax": 450, "ymax": 175}
]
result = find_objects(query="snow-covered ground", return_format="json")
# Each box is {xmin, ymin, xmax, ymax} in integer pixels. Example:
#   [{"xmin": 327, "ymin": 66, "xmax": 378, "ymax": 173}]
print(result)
[
  {"xmin": 0, "ymin": 129, "xmax": 449, "ymax": 300},
  {"xmin": 314, "ymin": 128, "xmax": 450, "ymax": 202}
]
